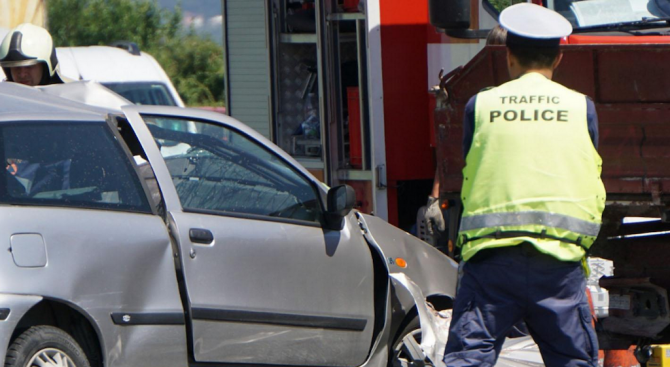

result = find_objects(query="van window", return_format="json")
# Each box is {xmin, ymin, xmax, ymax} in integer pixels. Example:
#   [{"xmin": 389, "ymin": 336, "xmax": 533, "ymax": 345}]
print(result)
[
  {"xmin": 1, "ymin": 121, "xmax": 152, "ymax": 213},
  {"xmin": 103, "ymin": 82, "xmax": 177, "ymax": 106}
]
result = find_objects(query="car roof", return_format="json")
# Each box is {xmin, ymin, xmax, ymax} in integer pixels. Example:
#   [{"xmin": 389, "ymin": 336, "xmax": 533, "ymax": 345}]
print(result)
[
  {"xmin": 0, "ymin": 82, "xmax": 113, "ymax": 122},
  {"xmin": 57, "ymin": 46, "xmax": 167, "ymax": 83}
]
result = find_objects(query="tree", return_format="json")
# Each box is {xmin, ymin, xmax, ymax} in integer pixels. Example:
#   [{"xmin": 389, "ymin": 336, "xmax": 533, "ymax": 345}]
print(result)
[
  {"xmin": 47, "ymin": 0, "xmax": 225, "ymax": 106},
  {"xmin": 487, "ymin": 0, "xmax": 527, "ymax": 13}
]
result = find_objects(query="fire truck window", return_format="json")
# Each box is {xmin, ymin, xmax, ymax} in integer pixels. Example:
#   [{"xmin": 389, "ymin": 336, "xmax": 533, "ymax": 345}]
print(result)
[{"xmin": 484, "ymin": 0, "xmax": 663, "ymax": 28}]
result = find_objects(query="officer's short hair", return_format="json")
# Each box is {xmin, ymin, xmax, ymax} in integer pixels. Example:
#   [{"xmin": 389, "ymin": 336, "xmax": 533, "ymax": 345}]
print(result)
[
  {"xmin": 507, "ymin": 45, "xmax": 560, "ymax": 68},
  {"xmin": 486, "ymin": 25, "xmax": 507, "ymax": 46}
]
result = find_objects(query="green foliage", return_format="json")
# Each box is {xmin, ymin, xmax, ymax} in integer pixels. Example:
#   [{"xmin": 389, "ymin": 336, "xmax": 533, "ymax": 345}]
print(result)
[
  {"xmin": 487, "ymin": 0, "xmax": 526, "ymax": 13},
  {"xmin": 47, "ymin": 0, "xmax": 224, "ymax": 106},
  {"xmin": 152, "ymin": 31, "xmax": 224, "ymax": 106}
]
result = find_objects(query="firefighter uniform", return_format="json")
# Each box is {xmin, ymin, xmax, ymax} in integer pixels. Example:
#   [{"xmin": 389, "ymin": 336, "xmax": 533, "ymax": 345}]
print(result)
[{"xmin": 442, "ymin": 4, "xmax": 605, "ymax": 367}]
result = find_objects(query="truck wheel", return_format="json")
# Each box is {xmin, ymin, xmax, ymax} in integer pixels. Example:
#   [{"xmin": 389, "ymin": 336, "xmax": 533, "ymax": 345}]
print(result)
[
  {"xmin": 389, "ymin": 316, "xmax": 426, "ymax": 367},
  {"xmin": 4, "ymin": 326, "xmax": 90, "ymax": 367}
]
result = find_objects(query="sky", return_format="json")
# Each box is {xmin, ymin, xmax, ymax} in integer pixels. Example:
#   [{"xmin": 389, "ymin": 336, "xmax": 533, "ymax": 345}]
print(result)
[{"xmin": 157, "ymin": 0, "xmax": 224, "ymax": 44}]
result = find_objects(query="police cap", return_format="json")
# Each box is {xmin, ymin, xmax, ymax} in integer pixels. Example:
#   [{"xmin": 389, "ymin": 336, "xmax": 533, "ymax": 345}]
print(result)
[{"xmin": 499, "ymin": 3, "xmax": 572, "ymax": 48}]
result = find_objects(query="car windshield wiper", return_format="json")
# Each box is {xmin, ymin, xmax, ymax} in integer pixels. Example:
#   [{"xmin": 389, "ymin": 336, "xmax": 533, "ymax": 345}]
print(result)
[
  {"xmin": 576, "ymin": 17, "xmax": 670, "ymax": 32},
  {"xmin": 639, "ymin": 17, "xmax": 670, "ymax": 24}
]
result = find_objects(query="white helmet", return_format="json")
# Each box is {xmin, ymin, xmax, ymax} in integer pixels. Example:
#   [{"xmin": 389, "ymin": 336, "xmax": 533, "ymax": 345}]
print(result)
[{"xmin": 0, "ymin": 23, "xmax": 64, "ymax": 85}]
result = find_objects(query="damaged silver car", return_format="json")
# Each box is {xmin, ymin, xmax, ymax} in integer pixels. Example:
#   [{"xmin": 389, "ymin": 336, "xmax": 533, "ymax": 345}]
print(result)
[{"xmin": 0, "ymin": 82, "xmax": 459, "ymax": 367}]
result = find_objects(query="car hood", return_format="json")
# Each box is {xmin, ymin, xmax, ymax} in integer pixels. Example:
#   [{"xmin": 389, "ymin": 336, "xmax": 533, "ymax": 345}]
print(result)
[{"xmin": 38, "ymin": 81, "xmax": 132, "ymax": 111}]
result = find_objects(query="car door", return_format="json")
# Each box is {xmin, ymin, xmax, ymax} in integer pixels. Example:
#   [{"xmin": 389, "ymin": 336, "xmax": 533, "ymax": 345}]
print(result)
[{"xmin": 123, "ymin": 106, "xmax": 376, "ymax": 367}]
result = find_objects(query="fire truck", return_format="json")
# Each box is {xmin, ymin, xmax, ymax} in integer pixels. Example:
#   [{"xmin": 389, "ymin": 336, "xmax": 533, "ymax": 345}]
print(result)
[{"xmin": 221, "ymin": 0, "xmax": 489, "ymax": 233}]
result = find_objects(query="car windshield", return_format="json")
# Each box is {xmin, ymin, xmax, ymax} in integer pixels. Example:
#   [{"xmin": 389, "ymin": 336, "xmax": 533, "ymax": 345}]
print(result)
[
  {"xmin": 102, "ymin": 82, "xmax": 177, "ymax": 106},
  {"xmin": 489, "ymin": 0, "xmax": 670, "ymax": 29},
  {"xmin": 145, "ymin": 122, "xmax": 303, "ymax": 191},
  {"xmin": 142, "ymin": 116, "xmax": 322, "ymax": 222}
]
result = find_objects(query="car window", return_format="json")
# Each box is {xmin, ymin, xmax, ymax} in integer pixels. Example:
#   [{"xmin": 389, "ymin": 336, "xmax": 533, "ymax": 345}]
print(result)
[
  {"xmin": 142, "ymin": 115, "xmax": 323, "ymax": 224},
  {"xmin": 103, "ymin": 82, "xmax": 177, "ymax": 106},
  {"xmin": 1, "ymin": 121, "xmax": 152, "ymax": 213}
]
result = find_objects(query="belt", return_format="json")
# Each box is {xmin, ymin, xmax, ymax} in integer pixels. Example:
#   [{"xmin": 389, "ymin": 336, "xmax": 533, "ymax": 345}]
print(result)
[{"xmin": 461, "ymin": 229, "xmax": 587, "ymax": 250}]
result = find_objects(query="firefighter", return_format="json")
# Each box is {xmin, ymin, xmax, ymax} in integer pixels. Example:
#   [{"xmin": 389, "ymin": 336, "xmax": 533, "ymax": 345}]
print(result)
[
  {"xmin": 0, "ymin": 23, "xmax": 66, "ymax": 86},
  {"xmin": 442, "ymin": 4, "xmax": 605, "ymax": 367},
  {"xmin": 424, "ymin": 25, "xmax": 508, "ymax": 237}
]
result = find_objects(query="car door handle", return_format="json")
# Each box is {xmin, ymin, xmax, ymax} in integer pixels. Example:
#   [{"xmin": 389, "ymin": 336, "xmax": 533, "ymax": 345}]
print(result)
[{"xmin": 189, "ymin": 228, "xmax": 214, "ymax": 244}]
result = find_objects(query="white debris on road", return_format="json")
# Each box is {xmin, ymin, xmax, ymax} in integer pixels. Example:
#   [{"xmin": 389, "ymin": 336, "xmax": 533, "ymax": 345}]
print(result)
[{"xmin": 390, "ymin": 272, "xmax": 545, "ymax": 367}]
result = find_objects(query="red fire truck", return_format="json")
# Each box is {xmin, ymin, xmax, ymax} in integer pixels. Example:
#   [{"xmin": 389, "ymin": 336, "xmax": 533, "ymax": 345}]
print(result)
[{"xmin": 223, "ymin": 0, "xmax": 489, "ymax": 233}]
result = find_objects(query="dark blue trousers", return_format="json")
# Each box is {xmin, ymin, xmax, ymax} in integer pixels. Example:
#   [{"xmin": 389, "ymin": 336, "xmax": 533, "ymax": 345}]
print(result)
[{"xmin": 442, "ymin": 243, "xmax": 598, "ymax": 367}]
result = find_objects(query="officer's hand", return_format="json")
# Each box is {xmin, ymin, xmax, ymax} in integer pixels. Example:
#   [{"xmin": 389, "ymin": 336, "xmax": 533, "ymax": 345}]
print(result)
[{"xmin": 425, "ymin": 196, "xmax": 445, "ymax": 235}]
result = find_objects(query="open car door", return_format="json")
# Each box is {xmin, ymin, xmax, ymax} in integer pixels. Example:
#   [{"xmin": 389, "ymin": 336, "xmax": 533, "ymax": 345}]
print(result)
[{"xmin": 122, "ymin": 105, "xmax": 376, "ymax": 366}]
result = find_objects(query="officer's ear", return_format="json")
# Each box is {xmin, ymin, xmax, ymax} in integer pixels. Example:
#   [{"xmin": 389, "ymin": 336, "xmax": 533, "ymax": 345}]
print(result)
[
  {"xmin": 506, "ymin": 48, "xmax": 515, "ymax": 67},
  {"xmin": 506, "ymin": 48, "xmax": 522, "ymax": 79},
  {"xmin": 552, "ymin": 51, "xmax": 563, "ymax": 71}
]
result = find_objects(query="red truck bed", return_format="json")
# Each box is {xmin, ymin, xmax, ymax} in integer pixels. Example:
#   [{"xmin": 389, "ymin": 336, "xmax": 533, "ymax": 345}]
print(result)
[
  {"xmin": 436, "ymin": 44, "xmax": 670, "ymax": 346},
  {"xmin": 436, "ymin": 44, "xmax": 670, "ymax": 205}
]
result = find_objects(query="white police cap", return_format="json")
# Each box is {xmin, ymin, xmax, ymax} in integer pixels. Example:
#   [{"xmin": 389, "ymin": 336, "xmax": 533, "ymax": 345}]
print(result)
[{"xmin": 499, "ymin": 3, "xmax": 572, "ymax": 47}]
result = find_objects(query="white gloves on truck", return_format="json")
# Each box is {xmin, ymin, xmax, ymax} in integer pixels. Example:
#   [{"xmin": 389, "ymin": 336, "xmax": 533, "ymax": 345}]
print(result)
[{"xmin": 425, "ymin": 196, "xmax": 445, "ymax": 235}]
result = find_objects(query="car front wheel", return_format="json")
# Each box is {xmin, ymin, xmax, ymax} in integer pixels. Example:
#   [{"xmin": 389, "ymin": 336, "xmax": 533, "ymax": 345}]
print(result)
[
  {"xmin": 389, "ymin": 316, "xmax": 429, "ymax": 367},
  {"xmin": 5, "ymin": 326, "xmax": 90, "ymax": 367}
]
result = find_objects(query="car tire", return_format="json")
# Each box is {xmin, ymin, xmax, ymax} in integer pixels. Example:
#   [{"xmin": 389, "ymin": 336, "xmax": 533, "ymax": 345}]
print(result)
[
  {"xmin": 4, "ymin": 326, "xmax": 90, "ymax": 367},
  {"xmin": 389, "ymin": 316, "xmax": 426, "ymax": 367}
]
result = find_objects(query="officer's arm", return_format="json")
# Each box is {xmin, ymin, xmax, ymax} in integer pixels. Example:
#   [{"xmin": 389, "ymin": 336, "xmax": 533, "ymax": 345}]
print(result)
[
  {"xmin": 424, "ymin": 94, "xmax": 476, "ymax": 235},
  {"xmin": 586, "ymin": 96, "xmax": 599, "ymax": 150},
  {"xmin": 462, "ymin": 95, "xmax": 477, "ymax": 159}
]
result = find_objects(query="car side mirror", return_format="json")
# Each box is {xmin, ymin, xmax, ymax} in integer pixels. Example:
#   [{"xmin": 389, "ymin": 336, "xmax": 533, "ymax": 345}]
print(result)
[{"xmin": 325, "ymin": 185, "xmax": 356, "ymax": 230}]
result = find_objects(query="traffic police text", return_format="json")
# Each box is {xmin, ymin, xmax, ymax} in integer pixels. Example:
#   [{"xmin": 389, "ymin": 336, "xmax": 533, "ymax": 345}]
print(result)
[{"xmin": 490, "ymin": 95, "xmax": 568, "ymax": 123}]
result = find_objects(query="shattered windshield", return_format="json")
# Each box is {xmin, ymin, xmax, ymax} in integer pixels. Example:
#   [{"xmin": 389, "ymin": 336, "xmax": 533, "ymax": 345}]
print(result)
[
  {"xmin": 142, "ymin": 115, "xmax": 323, "ymax": 223},
  {"xmin": 488, "ymin": 0, "xmax": 670, "ymax": 29}
]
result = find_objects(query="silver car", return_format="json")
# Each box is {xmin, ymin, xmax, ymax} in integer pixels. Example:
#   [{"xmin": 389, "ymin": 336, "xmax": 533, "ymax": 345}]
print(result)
[{"xmin": 0, "ymin": 82, "xmax": 458, "ymax": 367}]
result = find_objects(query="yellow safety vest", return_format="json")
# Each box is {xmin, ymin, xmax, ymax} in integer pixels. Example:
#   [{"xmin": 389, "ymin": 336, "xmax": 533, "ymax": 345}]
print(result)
[{"xmin": 459, "ymin": 72, "xmax": 606, "ymax": 262}]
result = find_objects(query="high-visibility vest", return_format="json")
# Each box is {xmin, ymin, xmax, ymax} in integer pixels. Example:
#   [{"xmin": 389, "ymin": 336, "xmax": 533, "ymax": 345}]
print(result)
[{"xmin": 459, "ymin": 72, "xmax": 606, "ymax": 262}]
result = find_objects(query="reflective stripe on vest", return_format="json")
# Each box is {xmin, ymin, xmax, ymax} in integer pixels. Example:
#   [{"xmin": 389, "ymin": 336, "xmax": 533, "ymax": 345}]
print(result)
[
  {"xmin": 459, "ymin": 211, "xmax": 601, "ymax": 237},
  {"xmin": 458, "ymin": 72, "xmax": 606, "ymax": 262}
]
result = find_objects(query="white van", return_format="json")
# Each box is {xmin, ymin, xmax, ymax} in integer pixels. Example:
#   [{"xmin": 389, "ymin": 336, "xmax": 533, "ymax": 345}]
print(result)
[
  {"xmin": 0, "ymin": 33, "xmax": 184, "ymax": 107},
  {"xmin": 56, "ymin": 42, "xmax": 185, "ymax": 107}
]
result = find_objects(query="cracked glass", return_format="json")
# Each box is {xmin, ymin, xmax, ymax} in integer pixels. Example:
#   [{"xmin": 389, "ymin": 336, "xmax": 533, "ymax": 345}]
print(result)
[{"xmin": 143, "ymin": 115, "xmax": 323, "ymax": 223}]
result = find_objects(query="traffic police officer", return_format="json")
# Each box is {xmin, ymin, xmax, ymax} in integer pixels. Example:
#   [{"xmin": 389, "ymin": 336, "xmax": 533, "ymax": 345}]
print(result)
[{"xmin": 442, "ymin": 4, "xmax": 605, "ymax": 367}]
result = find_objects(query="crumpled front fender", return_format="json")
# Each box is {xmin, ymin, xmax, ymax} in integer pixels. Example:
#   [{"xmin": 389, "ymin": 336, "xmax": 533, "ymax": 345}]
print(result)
[
  {"xmin": 356, "ymin": 213, "xmax": 458, "ymax": 300},
  {"xmin": 355, "ymin": 213, "xmax": 458, "ymax": 366},
  {"xmin": 391, "ymin": 273, "xmax": 452, "ymax": 366}
]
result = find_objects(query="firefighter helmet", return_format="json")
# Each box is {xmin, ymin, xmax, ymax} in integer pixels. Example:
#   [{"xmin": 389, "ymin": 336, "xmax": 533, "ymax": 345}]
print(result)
[{"xmin": 0, "ymin": 23, "xmax": 64, "ymax": 85}]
